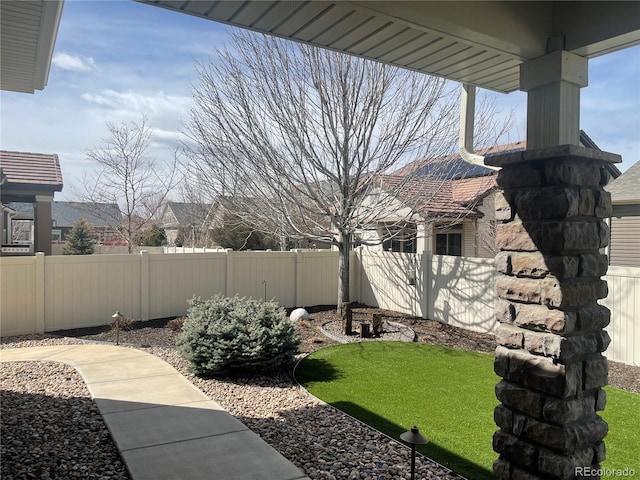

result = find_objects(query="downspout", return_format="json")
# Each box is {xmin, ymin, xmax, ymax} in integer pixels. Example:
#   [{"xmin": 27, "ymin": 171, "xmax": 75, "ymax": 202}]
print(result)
[{"xmin": 459, "ymin": 83, "xmax": 499, "ymax": 171}]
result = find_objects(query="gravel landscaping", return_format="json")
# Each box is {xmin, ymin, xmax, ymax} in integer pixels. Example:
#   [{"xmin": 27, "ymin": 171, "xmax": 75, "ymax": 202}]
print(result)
[{"xmin": 2, "ymin": 305, "xmax": 639, "ymax": 480}]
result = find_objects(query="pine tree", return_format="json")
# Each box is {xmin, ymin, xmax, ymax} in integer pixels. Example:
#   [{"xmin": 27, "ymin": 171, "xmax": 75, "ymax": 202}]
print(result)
[{"xmin": 62, "ymin": 219, "xmax": 96, "ymax": 255}]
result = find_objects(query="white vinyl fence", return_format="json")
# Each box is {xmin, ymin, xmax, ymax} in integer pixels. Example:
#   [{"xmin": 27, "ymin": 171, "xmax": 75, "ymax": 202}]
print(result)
[
  {"xmin": 354, "ymin": 250, "xmax": 639, "ymax": 366},
  {"xmin": 357, "ymin": 251, "xmax": 497, "ymax": 334},
  {"xmin": 0, "ymin": 250, "xmax": 340, "ymax": 336},
  {"xmin": 1, "ymin": 250, "xmax": 638, "ymax": 365}
]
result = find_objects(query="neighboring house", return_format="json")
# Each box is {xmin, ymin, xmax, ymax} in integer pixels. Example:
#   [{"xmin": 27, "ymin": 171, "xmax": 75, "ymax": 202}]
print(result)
[
  {"xmin": 606, "ymin": 159, "xmax": 640, "ymax": 267},
  {"xmin": 159, "ymin": 202, "xmax": 216, "ymax": 246},
  {"xmin": 8, "ymin": 201, "xmax": 123, "ymax": 246},
  {"xmin": 359, "ymin": 169, "xmax": 498, "ymax": 257},
  {"xmin": 360, "ymin": 132, "xmax": 620, "ymax": 258},
  {"xmin": 1, "ymin": 150, "xmax": 64, "ymax": 255}
]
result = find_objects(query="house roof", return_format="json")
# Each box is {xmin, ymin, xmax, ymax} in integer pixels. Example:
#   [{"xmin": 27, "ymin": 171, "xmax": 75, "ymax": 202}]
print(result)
[
  {"xmin": 394, "ymin": 141, "xmax": 526, "ymax": 179},
  {"xmin": 452, "ymin": 175, "xmax": 498, "ymax": 204},
  {"xmin": 377, "ymin": 175, "xmax": 489, "ymax": 219},
  {"xmin": 606, "ymin": 160, "xmax": 640, "ymax": 205},
  {"xmin": 395, "ymin": 131, "xmax": 621, "ymax": 180},
  {"xmin": 162, "ymin": 202, "xmax": 212, "ymax": 227},
  {"xmin": 9, "ymin": 201, "xmax": 123, "ymax": 227},
  {"xmin": 0, "ymin": 150, "xmax": 63, "ymax": 189}
]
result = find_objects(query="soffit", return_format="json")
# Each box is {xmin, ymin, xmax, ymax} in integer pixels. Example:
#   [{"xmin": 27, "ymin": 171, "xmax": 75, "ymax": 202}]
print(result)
[
  {"xmin": 0, "ymin": 0, "xmax": 64, "ymax": 93},
  {"xmin": 142, "ymin": 1, "xmax": 640, "ymax": 94}
]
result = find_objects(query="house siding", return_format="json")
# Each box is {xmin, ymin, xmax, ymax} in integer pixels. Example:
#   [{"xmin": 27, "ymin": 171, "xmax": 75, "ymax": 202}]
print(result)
[
  {"xmin": 610, "ymin": 215, "xmax": 640, "ymax": 267},
  {"xmin": 463, "ymin": 221, "xmax": 475, "ymax": 256}
]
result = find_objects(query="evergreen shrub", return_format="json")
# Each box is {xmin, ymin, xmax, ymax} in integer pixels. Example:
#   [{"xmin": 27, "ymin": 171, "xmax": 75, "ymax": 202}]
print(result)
[
  {"xmin": 62, "ymin": 219, "xmax": 95, "ymax": 255},
  {"xmin": 176, "ymin": 295, "xmax": 299, "ymax": 377}
]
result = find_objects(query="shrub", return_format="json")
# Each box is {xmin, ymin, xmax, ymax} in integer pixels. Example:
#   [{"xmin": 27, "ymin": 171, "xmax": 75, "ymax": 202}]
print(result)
[
  {"xmin": 110, "ymin": 317, "xmax": 134, "ymax": 331},
  {"xmin": 134, "ymin": 224, "xmax": 167, "ymax": 246},
  {"xmin": 166, "ymin": 317, "xmax": 185, "ymax": 332},
  {"xmin": 62, "ymin": 220, "xmax": 96, "ymax": 255},
  {"xmin": 176, "ymin": 295, "xmax": 299, "ymax": 377}
]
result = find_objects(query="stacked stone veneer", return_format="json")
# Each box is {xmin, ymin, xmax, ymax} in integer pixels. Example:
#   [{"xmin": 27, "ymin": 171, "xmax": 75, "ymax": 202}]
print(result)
[{"xmin": 486, "ymin": 146, "xmax": 620, "ymax": 480}]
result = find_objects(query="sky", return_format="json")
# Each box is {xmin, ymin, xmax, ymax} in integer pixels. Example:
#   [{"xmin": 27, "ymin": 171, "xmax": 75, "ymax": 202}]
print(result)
[{"xmin": 1, "ymin": 1, "xmax": 639, "ymax": 201}]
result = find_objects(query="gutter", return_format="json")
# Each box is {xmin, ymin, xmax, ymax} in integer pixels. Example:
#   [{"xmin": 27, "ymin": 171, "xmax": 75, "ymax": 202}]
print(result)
[{"xmin": 459, "ymin": 84, "xmax": 499, "ymax": 171}]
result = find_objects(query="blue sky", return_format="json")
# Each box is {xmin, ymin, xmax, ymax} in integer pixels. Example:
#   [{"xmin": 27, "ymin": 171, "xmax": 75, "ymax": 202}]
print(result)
[{"xmin": 1, "ymin": 1, "xmax": 639, "ymax": 201}]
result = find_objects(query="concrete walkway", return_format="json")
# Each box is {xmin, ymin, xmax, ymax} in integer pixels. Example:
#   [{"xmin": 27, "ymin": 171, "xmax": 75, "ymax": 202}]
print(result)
[{"xmin": 1, "ymin": 344, "xmax": 310, "ymax": 480}]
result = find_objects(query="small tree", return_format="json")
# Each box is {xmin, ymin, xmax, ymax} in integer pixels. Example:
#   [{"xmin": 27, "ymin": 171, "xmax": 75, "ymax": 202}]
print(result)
[
  {"xmin": 78, "ymin": 116, "xmax": 180, "ymax": 253},
  {"xmin": 135, "ymin": 224, "xmax": 167, "ymax": 247},
  {"xmin": 62, "ymin": 220, "xmax": 95, "ymax": 255}
]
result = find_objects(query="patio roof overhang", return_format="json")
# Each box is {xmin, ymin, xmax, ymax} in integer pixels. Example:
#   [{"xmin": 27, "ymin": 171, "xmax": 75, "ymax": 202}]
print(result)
[
  {"xmin": 140, "ymin": 1, "xmax": 640, "ymax": 94},
  {"xmin": 0, "ymin": 0, "xmax": 64, "ymax": 94}
]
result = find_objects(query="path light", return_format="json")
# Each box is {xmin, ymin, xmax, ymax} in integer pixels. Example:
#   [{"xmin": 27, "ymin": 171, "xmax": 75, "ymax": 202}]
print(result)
[
  {"xmin": 400, "ymin": 425, "xmax": 429, "ymax": 480},
  {"xmin": 112, "ymin": 311, "xmax": 122, "ymax": 346}
]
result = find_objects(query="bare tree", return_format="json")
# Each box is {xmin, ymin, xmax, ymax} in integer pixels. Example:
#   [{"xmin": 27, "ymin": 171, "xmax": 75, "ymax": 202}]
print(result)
[
  {"xmin": 78, "ymin": 116, "xmax": 180, "ymax": 253},
  {"xmin": 184, "ymin": 31, "xmax": 510, "ymax": 309}
]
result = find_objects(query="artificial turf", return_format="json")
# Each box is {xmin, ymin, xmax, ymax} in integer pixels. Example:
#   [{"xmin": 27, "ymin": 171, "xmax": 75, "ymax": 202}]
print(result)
[{"xmin": 295, "ymin": 341, "xmax": 639, "ymax": 480}]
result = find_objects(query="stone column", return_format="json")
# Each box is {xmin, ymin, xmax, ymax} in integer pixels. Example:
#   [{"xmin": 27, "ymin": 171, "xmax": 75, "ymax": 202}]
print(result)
[{"xmin": 486, "ymin": 145, "xmax": 620, "ymax": 480}]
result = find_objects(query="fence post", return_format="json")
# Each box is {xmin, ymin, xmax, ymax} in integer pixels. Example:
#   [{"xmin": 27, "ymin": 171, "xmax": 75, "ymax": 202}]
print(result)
[
  {"xmin": 225, "ymin": 249, "xmax": 234, "ymax": 297},
  {"xmin": 35, "ymin": 252, "xmax": 45, "ymax": 333},
  {"xmin": 294, "ymin": 249, "xmax": 303, "ymax": 307},
  {"xmin": 140, "ymin": 250, "xmax": 149, "ymax": 320}
]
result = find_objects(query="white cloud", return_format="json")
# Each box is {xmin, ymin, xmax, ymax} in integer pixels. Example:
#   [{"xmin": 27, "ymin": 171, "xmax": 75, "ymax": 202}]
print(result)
[
  {"xmin": 52, "ymin": 52, "xmax": 95, "ymax": 71},
  {"xmin": 80, "ymin": 89, "xmax": 191, "ymax": 115}
]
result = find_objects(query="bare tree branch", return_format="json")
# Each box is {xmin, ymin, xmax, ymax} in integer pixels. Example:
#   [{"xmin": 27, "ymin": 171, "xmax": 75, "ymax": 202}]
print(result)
[
  {"xmin": 77, "ymin": 116, "xmax": 181, "ymax": 253},
  {"xmin": 182, "ymin": 31, "xmax": 511, "ymax": 307}
]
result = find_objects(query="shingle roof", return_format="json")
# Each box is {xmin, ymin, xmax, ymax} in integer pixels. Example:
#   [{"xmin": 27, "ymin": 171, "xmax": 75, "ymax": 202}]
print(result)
[
  {"xmin": 606, "ymin": 160, "xmax": 640, "ymax": 204},
  {"xmin": 164, "ymin": 202, "xmax": 212, "ymax": 227},
  {"xmin": 394, "ymin": 141, "xmax": 525, "ymax": 179},
  {"xmin": 394, "ymin": 131, "xmax": 621, "ymax": 180},
  {"xmin": 452, "ymin": 175, "xmax": 498, "ymax": 204},
  {"xmin": 0, "ymin": 150, "xmax": 63, "ymax": 188},
  {"xmin": 376, "ymin": 175, "xmax": 486, "ymax": 218},
  {"xmin": 8, "ymin": 201, "xmax": 122, "ymax": 227}
]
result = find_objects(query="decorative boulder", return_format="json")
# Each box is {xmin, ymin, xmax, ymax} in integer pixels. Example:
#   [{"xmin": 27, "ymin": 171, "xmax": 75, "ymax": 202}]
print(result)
[{"xmin": 290, "ymin": 308, "xmax": 310, "ymax": 322}]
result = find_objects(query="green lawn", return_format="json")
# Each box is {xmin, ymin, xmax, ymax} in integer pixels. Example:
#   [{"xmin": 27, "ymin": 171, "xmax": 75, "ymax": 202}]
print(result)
[{"xmin": 295, "ymin": 342, "xmax": 639, "ymax": 480}]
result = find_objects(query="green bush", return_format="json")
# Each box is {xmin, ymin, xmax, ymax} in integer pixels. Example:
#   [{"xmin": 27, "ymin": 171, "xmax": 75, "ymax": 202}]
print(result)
[
  {"xmin": 62, "ymin": 219, "xmax": 95, "ymax": 255},
  {"xmin": 176, "ymin": 295, "xmax": 299, "ymax": 377}
]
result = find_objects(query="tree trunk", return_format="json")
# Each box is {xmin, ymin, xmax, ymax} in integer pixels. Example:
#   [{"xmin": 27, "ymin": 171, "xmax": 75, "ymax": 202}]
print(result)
[
  {"xmin": 337, "ymin": 232, "xmax": 351, "ymax": 312},
  {"xmin": 341, "ymin": 301, "xmax": 353, "ymax": 335}
]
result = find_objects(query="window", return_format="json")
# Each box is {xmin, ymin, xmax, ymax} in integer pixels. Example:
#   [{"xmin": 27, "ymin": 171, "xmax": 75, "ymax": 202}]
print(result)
[
  {"xmin": 381, "ymin": 224, "xmax": 417, "ymax": 253},
  {"xmin": 52, "ymin": 229, "xmax": 62, "ymax": 243},
  {"xmin": 434, "ymin": 224, "xmax": 462, "ymax": 256}
]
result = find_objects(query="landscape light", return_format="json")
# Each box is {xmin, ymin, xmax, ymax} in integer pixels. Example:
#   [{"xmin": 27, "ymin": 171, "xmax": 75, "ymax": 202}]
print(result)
[
  {"xmin": 400, "ymin": 425, "xmax": 429, "ymax": 480},
  {"xmin": 112, "ymin": 311, "xmax": 122, "ymax": 346}
]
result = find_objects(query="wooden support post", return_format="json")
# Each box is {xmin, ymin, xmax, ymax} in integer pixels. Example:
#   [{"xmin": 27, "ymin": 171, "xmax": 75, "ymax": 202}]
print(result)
[
  {"xmin": 341, "ymin": 302, "xmax": 353, "ymax": 335},
  {"xmin": 372, "ymin": 313, "xmax": 383, "ymax": 335},
  {"xmin": 360, "ymin": 322, "xmax": 371, "ymax": 338}
]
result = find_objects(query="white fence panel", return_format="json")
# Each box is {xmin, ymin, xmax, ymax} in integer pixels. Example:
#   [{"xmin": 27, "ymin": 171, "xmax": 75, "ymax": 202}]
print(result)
[
  {"xmin": 298, "ymin": 251, "xmax": 339, "ymax": 307},
  {"xmin": 602, "ymin": 266, "xmax": 640, "ymax": 366},
  {"xmin": 43, "ymin": 255, "xmax": 141, "ymax": 331},
  {"xmin": 1, "ymin": 251, "xmax": 638, "ymax": 365},
  {"xmin": 0, "ymin": 256, "xmax": 38, "ymax": 336},
  {"xmin": 430, "ymin": 254, "xmax": 497, "ymax": 334},
  {"xmin": 358, "ymin": 251, "xmax": 423, "ymax": 317},
  {"xmin": 148, "ymin": 252, "xmax": 228, "ymax": 319},
  {"xmin": 232, "ymin": 251, "xmax": 297, "ymax": 305}
]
